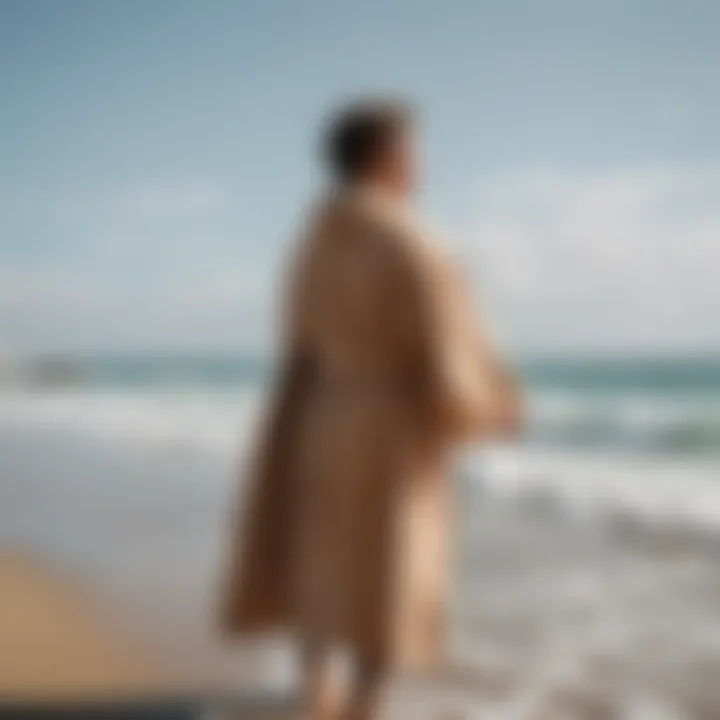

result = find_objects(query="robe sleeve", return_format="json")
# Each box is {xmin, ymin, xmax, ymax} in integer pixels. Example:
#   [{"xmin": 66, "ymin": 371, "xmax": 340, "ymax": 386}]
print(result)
[
  {"xmin": 390, "ymin": 222, "xmax": 521, "ymax": 441},
  {"xmin": 471, "ymin": 313, "xmax": 523, "ymax": 439}
]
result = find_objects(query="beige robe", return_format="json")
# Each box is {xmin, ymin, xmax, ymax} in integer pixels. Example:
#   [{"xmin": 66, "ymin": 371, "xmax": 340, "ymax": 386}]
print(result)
[{"xmin": 220, "ymin": 187, "xmax": 519, "ymax": 673}]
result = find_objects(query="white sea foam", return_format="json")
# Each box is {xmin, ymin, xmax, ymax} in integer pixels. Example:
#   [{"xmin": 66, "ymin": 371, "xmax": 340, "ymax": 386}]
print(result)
[
  {"xmin": 0, "ymin": 388, "xmax": 260, "ymax": 455},
  {"xmin": 528, "ymin": 389, "xmax": 720, "ymax": 453},
  {"xmin": 2, "ymin": 387, "xmax": 719, "ymax": 530}
]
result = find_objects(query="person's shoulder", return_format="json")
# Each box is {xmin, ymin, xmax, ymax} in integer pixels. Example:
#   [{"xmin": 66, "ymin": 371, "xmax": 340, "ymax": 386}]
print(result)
[
  {"xmin": 352, "ymin": 194, "xmax": 438, "ymax": 256},
  {"xmin": 374, "ymin": 207, "xmax": 448, "ymax": 274},
  {"xmin": 313, "ymin": 186, "xmax": 450, "ymax": 268}
]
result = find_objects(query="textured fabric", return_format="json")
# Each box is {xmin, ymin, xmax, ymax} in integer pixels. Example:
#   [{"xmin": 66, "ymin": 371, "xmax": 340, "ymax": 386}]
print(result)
[{"xmin": 220, "ymin": 187, "xmax": 516, "ymax": 673}]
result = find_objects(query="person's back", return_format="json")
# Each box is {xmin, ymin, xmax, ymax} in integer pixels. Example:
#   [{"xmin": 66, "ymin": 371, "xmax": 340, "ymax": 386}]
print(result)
[
  {"xmin": 295, "ymin": 190, "xmax": 428, "ymax": 384},
  {"xmin": 289, "ymin": 187, "xmax": 450, "ymax": 670}
]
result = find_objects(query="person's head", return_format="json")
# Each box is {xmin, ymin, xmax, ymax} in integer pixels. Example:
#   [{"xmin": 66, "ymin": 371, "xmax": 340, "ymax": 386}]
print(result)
[{"xmin": 322, "ymin": 98, "xmax": 417, "ymax": 198}]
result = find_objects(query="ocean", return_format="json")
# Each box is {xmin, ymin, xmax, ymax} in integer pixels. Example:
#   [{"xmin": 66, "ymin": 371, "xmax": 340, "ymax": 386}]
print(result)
[{"xmin": 1, "ymin": 355, "xmax": 720, "ymax": 717}]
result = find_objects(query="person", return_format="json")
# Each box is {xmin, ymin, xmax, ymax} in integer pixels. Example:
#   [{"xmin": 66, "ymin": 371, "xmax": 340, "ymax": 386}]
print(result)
[{"xmin": 220, "ymin": 99, "xmax": 522, "ymax": 720}]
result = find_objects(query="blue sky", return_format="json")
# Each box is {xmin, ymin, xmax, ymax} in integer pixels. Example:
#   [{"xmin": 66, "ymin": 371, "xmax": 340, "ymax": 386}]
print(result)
[{"xmin": 1, "ymin": 0, "xmax": 719, "ymax": 354}]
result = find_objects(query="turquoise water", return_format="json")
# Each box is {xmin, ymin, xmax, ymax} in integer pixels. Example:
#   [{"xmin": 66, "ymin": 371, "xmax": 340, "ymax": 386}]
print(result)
[
  {"xmin": 12, "ymin": 354, "xmax": 720, "ymax": 392},
  {"xmin": 523, "ymin": 356, "xmax": 720, "ymax": 394},
  {"xmin": 4, "ymin": 354, "xmax": 720, "ymax": 455}
]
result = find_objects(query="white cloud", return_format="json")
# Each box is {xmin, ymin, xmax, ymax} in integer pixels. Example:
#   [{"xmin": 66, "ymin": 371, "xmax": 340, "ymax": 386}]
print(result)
[
  {"xmin": 454, "ymin": 165, "xmax": 720, "ymax": 354},
  {"xmin": 55, "ymin": 179, "xmax": 230, "ymax": 225},
  {"xmin": 1, "ymin": 167, "xmax": 719, "ymax": 356},
  {"xmin": 0, "ymin": 176, "xmax": 282, "ymax": 355},
  {"xmin": 116, "ymin": 180, "xmax": 230, "ymax": 218},
  {"xmin": 0, "ymin": 265, "xmax": 275, "ymax": 355}
]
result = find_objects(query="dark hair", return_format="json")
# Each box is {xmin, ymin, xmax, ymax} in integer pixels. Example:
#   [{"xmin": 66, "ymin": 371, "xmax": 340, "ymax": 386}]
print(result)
[{"xmin": 322, "ymin": 98, "xmax": 413, "ymax": 182}]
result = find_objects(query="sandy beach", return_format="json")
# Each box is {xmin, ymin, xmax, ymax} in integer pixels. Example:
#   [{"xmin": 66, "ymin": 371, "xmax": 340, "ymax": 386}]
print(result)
[
  {"xmin": 0, "ymin": 550, "xmax": 300, "ymax": 719},
  {"xmin": 0, "ymin": 549, "xmax": 173, "ymax": 700}
]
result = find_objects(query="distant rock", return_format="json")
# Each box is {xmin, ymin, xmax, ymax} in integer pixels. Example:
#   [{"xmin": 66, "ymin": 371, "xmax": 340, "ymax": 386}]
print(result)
[{"xmin": 26, "ymin": 356, "xmax": 87, "ymax": 387}]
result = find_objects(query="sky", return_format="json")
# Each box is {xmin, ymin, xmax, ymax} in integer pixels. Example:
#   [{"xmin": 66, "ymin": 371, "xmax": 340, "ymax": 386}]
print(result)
[{"xmin": 0, "ymin": 0, "xmax": 718, "ymax": 356}]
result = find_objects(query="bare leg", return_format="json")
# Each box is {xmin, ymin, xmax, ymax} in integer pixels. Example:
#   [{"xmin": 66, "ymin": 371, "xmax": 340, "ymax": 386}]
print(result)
[
  {"xmin": 344, "ymin": 654, "xmax": 385, "ymax": 720},
  {"xmin": 300, "ymin": 638, "xmax": 344, "ymax": 720}
]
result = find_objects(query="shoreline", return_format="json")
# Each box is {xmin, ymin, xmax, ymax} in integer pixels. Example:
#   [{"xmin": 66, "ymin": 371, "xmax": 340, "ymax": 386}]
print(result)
[
  {"xmin": 0, "ymin": 549, "xmax": 298, "ymax": 717},
  {"xmin": 0, "ymin": 549, "xmax": 176, "ymax": 701}
]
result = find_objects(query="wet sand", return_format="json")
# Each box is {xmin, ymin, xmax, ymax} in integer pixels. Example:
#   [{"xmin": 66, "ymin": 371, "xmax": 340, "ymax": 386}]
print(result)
[{"xmin": 0, "ymin": 549, "xmax": 174, "ymax": 700}]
